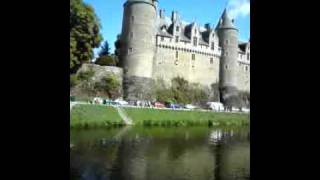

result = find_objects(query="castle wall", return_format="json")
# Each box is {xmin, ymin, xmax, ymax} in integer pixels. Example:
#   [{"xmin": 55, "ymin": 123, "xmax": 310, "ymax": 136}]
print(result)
[
  {"xmin": 153, "ymin": 35, "xmax": 220, "ymax": 88},
  {"xmin": 236, "ymin": 62, "xmax": 250, "ymax": 92}
]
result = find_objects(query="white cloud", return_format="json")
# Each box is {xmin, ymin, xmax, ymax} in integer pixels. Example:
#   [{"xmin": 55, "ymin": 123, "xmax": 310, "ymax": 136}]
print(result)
[{"xmin": 227, "ymin": 0, "xmax": 250, "ymax": 19}]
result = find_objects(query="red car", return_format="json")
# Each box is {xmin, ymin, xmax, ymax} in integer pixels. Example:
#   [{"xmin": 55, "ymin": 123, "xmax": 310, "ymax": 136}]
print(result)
[{"xmin": 154, "ymin": 102, "xmax": 165, "ymax": 108}]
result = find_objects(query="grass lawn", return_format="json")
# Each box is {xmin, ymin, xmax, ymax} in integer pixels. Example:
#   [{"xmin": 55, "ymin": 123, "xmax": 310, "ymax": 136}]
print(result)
[
  {"xmin": 70, "ymin": 105, "xmax": 249, "ymax": 128},
  {"xmin": 70, "ymin": 104, "xmax": 125, "ymax": 128}
]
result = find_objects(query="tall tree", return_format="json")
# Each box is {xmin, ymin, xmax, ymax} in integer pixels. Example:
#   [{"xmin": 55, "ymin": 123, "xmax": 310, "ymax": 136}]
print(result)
[
  {"xmin": 70, "ymin": 0, "xmax": 102, "ymax": 73},
  {"xmin": 98, "ymin": 41, "xmax": 110, "ymax": 56}
]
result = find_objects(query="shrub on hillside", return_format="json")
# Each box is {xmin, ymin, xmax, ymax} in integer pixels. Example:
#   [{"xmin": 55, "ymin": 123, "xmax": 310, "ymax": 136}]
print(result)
[{"xmin": 95, "ymin": 55, "xmax": 116, "ymax": 66}]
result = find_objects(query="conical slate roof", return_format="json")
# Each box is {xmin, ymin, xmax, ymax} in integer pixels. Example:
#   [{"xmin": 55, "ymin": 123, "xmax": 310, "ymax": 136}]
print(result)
[{"xmin": 217, "ymin": 8, "xmax": 237, "ymax": 30}]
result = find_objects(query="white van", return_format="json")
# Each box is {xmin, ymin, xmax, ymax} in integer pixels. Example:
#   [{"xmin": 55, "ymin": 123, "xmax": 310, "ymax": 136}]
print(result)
[{"xmin": 207, "ymin": 102, "xmax": 224, "ymax": 112}]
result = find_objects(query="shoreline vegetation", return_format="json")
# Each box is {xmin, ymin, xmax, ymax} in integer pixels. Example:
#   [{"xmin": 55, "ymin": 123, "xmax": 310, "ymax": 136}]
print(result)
[{"xmin": 71, "ymin": 104, "xmax": 249, "ymax": 128}]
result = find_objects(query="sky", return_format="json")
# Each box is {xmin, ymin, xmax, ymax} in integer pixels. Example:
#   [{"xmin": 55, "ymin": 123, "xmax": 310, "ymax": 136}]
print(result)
[{"xmin": 83, "ymin": 0, "xmax": 250, "ymax": 57}]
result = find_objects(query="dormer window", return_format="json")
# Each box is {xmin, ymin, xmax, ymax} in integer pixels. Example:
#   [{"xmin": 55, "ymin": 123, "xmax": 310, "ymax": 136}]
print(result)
[
  {"xmin": 176, "ymin": 26, "xmax": 179, "ymax": 32},
  {"xmin": 194, "ymin": 28, "xmax": 197, "ymax": 34},
  {"xmin": 211, "ymin": 42, "xmax": 214, "ymax": 50}
]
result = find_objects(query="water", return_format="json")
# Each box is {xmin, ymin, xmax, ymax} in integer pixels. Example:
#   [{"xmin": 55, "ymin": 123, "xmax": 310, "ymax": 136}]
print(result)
[{"xmin": 70, "ymin": 126, "xmax": 250, "ymax": 180}]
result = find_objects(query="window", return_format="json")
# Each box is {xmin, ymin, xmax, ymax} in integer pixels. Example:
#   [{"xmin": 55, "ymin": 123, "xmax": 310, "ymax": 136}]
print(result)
[
  {"xmin": 225, "ymin": 65, "xmax": 228, "ymax": 69},
  {"xmin": 128, "ymin": 47, "xmax": 133, "ymax": 54},
  {"xmin": 210, "ymin": 58, "xmax": 213, "ymax": 64},
  {"xmin": 131, "ymin": 16, "xmax": 134, "ymax": 23},
  {"xmin": 226, "ymin": 40, "xmax": 229, "ymax": 44},
  {"xmin": 175, "ymin": 36, "xmax": 179, "ymax": 43},
  {"xmin": 176, "ymin": 26, "xmax": 179, "ymax": 32},
  {"xmin": 194, "ymin": 28, "xmax": 197, "ymax": 34},
  {"xmin": 176, "ymin": 51, "xmax": 179, "ymax": 59},
  {"xmin": 247, "ymin": 53, "xmax": 250, "ymax": 60},
  {"xmin": 193, "ymin": 37, "xmax": 197, "ymax": 46},
  {"xmin": 161, "ymin": 36, "xmax": 164, "ymax": 41},
  {"xmin": 192, "ymin": 54, "xmax": 195, "ymax": 60},
  {"xmin": 245, "ymin": 66, "xmax": 249, "ymax": 71},
  {"xmin": 211, "ymin": 42, "xmax": 214, "ymax": 50}
]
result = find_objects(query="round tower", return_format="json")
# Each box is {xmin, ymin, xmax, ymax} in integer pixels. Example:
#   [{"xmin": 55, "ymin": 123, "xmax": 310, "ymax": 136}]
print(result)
[
  {"xmin": 120, "ymin": 0, "xmax": 158, "ymax": 100},
  {"xmin": 217, "ymin": 9, "xmax": 239, "ymax": 105}
]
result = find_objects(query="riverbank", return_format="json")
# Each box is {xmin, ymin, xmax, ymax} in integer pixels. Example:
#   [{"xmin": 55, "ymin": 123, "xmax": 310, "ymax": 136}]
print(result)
[{"xmin": 70, "ymin": 104, "xmax": 249, "ymax": 128}]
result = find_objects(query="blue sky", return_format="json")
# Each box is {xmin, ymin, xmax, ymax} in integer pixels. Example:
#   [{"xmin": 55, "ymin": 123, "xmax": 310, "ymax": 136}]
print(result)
[{"xmin": 84, "ymin": 0, "xmax": 250, "ymax": 57}]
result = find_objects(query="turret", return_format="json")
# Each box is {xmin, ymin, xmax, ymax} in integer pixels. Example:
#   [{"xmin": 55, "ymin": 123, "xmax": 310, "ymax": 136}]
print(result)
[
  {"xmin": 120, "ymin": 0, "xmax": 158, "ymax": 100},
  {"xmin": 217, "ymin": 9, "xmax": 239, "ymax": 106}
]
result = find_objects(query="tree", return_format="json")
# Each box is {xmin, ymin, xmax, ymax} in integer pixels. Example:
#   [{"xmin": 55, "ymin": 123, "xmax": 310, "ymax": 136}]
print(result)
[
  {"xmin": 95, "ymin": 55, "xmax": 116, "ymax": 66},
  {"xmin": 98, "ymin": 41, "xmax": 110, "ymax": 57},
  {"xmin": 94, "ymin": 75, "xmax": 121, "ymax": 99},
  {"xmin": 70, "ymin": 0, "xmax": 102, "ymax": 73}
]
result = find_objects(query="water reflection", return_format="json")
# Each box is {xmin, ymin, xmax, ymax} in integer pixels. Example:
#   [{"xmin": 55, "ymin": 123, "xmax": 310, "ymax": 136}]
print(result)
[{"xmin": 71, "ymin": 126, "xmax": 250, "ymax": 180}]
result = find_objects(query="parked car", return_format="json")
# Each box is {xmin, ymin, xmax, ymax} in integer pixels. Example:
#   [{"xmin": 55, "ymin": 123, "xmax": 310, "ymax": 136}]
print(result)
[
  {"xmin": 154, "ymin": 102, "xmax": 165, "ymax": 108},
  {"xmin": 184, "ymin": 104, "xmax": 196, "ymax": 110},
  {"xmin": 165, "ymin": 102, "xmax": 183, "ymax": 109},
  {"xmin": 207, "ymin": 102, "xmax": 224, "ymax": 112},
  {"xmin": 93, "ymin": 97, "xmax": 104, "ymax": 104},
  {"xmin": 114, "ymin": 99, "xmax": 129, "ymax": 106}
]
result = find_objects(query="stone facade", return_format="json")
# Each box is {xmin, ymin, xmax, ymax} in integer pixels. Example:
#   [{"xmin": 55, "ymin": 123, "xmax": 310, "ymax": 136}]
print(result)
[{"xmin": 119, "ymin": 0, "xmax": 250, "ymax": 100}]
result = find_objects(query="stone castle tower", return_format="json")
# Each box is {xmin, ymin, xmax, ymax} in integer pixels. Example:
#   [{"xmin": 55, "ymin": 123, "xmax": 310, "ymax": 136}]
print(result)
[
  {"xmin": 217, "ymin": 9, "xmax": 239, "ymax": 103},
  {"xmin": 120, "ymin": 0, "xmax": 158, "ymax": 100},
  {"xmin": 119, "ymin": 0, "xmax": 250, "ymax": 102}
]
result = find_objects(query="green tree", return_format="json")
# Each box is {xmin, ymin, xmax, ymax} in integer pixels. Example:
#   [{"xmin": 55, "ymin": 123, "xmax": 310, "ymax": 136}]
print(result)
[
  {"xmin": 98, "ymin": 41, "xmax": 110, "ymax": 56},
  {"xmin": 94, "ymin": 75, "xmax": 120, "ymax": 99},
  {"xmin": 70, "ymin": 74, "xmax": 79, "ymax": 88},
  {"xmin": 70, "ymin": 0, "xmax": 102, "ymax": 73},
  {"xmin": 95, "ymin": 55, "xmax": 116, "ymax": 66}
]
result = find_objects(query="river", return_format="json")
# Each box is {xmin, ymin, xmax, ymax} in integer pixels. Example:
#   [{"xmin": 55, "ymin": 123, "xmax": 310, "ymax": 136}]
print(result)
[{"xmin": 70, "ymin": 126, "xmax": 250, "ymax": 180}]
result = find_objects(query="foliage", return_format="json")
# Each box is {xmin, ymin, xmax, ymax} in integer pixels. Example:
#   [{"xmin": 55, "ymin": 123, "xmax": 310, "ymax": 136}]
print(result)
[
  {"xmin": 154, "ymin": 77, "xmax": 210, "ymax": 105},
  {"xmin": 210, "ymin": 83, "xmax": 220, "ymax": 101},
  {"xmin": 77, "ymin": 68, "xmax": 95, "ymax": 81},
  {"xmin": 70, "ymin": 0, "xmax": 102, "ymax": 73},
  {"xmin": 70, "ymin": 74, "xmax": 79, "ymax": 88},
  {"xmin": 98, "ymin": 41, "xmax": 110, "ymax": 57},
  {"xmin": 94, "ymin": 75, "xmax": 121, "ymax": 99},
  {"xmin": 95, "ymin": 55, "xmax": 116, "ymax": 66}
]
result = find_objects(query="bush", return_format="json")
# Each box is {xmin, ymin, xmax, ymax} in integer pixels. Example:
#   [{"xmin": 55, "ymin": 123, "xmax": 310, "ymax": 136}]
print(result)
[
  {"xmin": 70, "ymin": 74, "xmax": 79, "ymax": 88},
  {"xmin": 95, "ymin": 55, "xmax": 116, "ymax": 66},
  {"xmin": 94, "ymin": 75, "xmax": 120, "ymax": 99},
  {"xmin": 78, "ymin": 69, "xmax": 95, "ymax": 81}
]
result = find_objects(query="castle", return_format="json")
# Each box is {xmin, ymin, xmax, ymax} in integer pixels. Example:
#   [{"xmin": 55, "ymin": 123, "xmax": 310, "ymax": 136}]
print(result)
[{"xmin": 117, "ymin": 0, "xmax": 250, "ymax": 102}]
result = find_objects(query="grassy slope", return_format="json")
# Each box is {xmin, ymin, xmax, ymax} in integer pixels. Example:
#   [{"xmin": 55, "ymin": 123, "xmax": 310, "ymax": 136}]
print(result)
[
  {"xmin": 70, "ymin": 105, "xmax": 249, "ymax": 128},
  {"xmin": 70, "ymin": 105, "xmax": 124, "ymax": 128}
]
